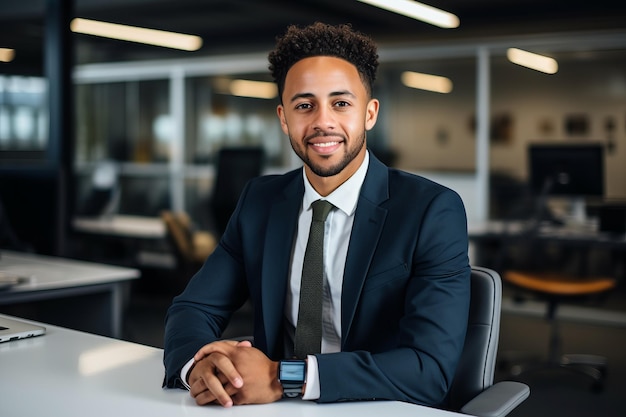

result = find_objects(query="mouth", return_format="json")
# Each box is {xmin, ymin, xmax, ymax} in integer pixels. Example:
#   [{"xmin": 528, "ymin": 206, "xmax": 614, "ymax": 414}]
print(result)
[
  {"xmin": 308, "ymin": 140, "xmax": 342, "ymax": 154},
  {"xmin": 306, "ymin": 134, "xmax": 344, "ymax": 155}
]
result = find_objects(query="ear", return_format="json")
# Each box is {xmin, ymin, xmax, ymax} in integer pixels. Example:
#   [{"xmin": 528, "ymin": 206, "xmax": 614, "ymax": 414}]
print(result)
[
  {"xmin": 276, "ymin": 104, "xmax": 289, "ymax": 135},
  {"xmin": 365, "ymin": 98, "xmax": 379, "ymax": 131}
]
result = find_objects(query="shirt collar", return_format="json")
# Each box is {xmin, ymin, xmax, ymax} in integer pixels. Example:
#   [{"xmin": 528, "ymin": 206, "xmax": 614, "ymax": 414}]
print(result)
[{"xmin": 302, "ymin": 150, "xmax": 369, "ymax": 216}]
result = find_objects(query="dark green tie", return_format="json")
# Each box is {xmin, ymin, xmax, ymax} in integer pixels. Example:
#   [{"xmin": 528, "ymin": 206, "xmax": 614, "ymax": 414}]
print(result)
[{"xmin": 294, "ymin": 199, "xmax": 334, "ymax": 359}]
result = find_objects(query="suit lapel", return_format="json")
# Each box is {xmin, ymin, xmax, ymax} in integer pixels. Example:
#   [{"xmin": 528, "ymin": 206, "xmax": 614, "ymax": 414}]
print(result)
[
  {"xmin": 260, "ymin": 173, "xmax": 303, "ymax": 357},
  {"xmin": 341, "ymin": 155, "xmax": 389, "ymax": 345}
]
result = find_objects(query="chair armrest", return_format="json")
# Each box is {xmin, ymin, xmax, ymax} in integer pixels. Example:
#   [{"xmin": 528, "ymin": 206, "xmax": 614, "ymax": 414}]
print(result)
[{"xmin": 460, "ymin": 381, "xmax": 530, "ymax": 417}]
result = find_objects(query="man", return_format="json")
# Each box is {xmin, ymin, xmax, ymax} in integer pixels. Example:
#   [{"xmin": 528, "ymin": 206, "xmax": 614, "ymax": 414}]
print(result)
[{"xmin": 163, "ymin": 22, "xmax": 470, "ymax": 408}]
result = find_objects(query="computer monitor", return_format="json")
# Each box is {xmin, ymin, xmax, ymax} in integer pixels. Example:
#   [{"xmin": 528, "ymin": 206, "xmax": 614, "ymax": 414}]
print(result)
[{"xmin": 529, "ymin": 143, "xmax": 604, "ymax": 198}]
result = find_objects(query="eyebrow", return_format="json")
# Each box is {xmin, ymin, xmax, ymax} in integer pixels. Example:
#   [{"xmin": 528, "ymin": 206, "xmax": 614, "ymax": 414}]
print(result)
[{"xmin": 289, "ymin": 90, "xmax": 356, "ymax": 103}]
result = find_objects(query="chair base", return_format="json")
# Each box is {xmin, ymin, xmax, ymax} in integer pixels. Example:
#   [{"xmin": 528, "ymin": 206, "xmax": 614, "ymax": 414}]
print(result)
[{"xmin": 500, "ymin": 352, "xmax": 607, "ymax": 392}]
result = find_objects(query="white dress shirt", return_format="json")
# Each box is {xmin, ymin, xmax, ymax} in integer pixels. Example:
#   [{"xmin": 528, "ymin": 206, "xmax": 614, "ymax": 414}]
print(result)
[
  {"xmin": 181, "ymin": 151, "xmax": 370, "ymax": 400},
  {"xmin": 288, "ymin": 151, "xmax": 369, "ymax": 399}
]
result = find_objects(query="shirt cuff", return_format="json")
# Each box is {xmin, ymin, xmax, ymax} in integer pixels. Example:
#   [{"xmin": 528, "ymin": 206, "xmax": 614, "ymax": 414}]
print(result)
[
  {"xmin": 302, "ymin": 355, "xmax": 320, "ymax": 400},
  {"xmin": 180, "ymin": 357, "xmax": 195, "ymax": 390}
]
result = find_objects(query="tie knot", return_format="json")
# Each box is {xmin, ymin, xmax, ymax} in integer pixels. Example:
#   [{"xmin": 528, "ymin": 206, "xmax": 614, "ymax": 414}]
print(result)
[{"xmin": 311, "ymin": 199, "xmax": 334, "ymax": 222}]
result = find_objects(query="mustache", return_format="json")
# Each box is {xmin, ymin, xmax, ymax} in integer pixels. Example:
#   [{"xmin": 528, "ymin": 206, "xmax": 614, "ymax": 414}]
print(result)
[{"xmin": 304, "ymin": 131, "xmax": 346, "ymax": 143}]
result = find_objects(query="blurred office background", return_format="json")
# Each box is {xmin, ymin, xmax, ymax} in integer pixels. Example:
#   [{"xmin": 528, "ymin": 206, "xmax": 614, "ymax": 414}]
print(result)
[{"xmin": 1, "ymin": 1, "xmax": 626, "ymax": 416}]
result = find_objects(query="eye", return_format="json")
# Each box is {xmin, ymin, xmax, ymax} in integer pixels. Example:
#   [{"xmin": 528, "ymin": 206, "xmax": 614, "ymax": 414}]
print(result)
[
  {"xmin": 295, "ymin": 102, "xmax": 313, "ymax": 110},
  {"xmin": 334, "ymin": 100, "xmax": 350, "ymax": 108}
]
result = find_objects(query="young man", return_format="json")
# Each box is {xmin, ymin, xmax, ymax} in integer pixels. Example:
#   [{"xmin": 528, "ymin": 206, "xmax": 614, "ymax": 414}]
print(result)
[{"xmin": 163, "ymin": 22, "xmax": 470, "ymax": 408}]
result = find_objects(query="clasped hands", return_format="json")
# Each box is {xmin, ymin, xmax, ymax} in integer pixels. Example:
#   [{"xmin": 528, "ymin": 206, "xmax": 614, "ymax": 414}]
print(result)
[{"xmin": 188, "ymin": 340, "xmax": 283, "ymax": 407}]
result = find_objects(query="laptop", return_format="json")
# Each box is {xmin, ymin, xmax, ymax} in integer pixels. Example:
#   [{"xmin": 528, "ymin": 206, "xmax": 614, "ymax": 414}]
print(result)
[{"xmin": 0, "ymin": 316, "xmax": 46, "ymax": 343}]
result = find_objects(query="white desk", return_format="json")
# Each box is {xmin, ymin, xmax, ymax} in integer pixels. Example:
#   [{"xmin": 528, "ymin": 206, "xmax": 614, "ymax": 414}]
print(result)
[
  {"xmin": 0, "ymin": 251, "xmax": 140, "ymax": 338},
  {"xmin": 0, "ymin": 316, "xmax": 463, "ymax": 417},
  {"xmin": 73, "ymin": 215, "xmax": 166, "ymax": 239}
]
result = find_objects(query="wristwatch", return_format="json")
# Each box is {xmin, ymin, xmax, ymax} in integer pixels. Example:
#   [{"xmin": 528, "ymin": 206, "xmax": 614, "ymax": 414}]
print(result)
[{"xmin": 278, "ymin": 359, "xmax": 307, "ymax": 398}]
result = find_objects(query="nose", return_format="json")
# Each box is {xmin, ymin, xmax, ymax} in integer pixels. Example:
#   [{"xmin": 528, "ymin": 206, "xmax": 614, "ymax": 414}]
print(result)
[{"xmin": 312, "ymin": 105, "xmax": 336, "ymax": 131}]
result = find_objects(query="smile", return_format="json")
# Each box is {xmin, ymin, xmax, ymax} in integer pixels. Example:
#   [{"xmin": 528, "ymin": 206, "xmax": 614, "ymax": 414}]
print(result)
[{"xmin": 315, "ymin": 141, "xmax": 339, "ymax": 147}]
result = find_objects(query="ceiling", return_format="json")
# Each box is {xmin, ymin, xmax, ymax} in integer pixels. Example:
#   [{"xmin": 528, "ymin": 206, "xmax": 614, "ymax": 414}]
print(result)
[{"xmin": 2, "ymin": 0, "xmax": 626, "ymax": 75}]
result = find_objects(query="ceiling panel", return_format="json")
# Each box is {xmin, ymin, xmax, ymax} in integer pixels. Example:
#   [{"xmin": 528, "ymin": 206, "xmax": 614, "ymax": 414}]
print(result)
[{"xmin": 1, "ymin": 0, "xmax": 625, "ymax": 75}]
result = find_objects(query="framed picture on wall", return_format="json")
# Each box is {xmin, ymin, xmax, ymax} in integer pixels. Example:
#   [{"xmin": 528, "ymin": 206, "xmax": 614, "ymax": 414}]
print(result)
[
  {"xmin": 564, "ymin": 114, "xmax": 589, "ymax": 136},
  {"xmin": 467, "ymin": 112, "xmax": 514, "ymax": 145}
]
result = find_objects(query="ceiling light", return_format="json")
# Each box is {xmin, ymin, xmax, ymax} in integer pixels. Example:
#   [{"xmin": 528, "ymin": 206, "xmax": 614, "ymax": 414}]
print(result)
[
  {"xmin": 401, "ymin": 71, "xmax": 453, "ymax": 94},
  {"xmin": 229, "ymin": 79, "xmax": 277, "ymax": 99},
  {"xmin": 357, "ymin": 0, "xmax": 459, "ymax": 29},
  {"xmin": 0, "ymin": 48, "xmax": 16, "ymax": 63},
  {"xmin": 70, "ymin": 18, "xmax": 203, "ymax": 51},
  {"xmin": 507, "ymin": 48, "xmax": 558, "ymax": 74}
]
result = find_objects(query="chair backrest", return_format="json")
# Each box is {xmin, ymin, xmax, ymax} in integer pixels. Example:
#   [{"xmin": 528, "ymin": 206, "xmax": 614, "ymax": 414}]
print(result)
[
  {"xmin": 446, "ymin": 266, "xmax": 502, "ymax": 410},
  {"xmin": 210, "ymin": 146, "xmax": 264, "ymax": 235},
  {"xmin": 161, "ymin": 211, "xmax": 194, "ymax": 263}
]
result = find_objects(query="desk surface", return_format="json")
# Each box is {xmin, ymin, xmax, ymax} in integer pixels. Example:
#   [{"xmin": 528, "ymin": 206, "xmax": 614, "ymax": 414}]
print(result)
[
  {"xmin": 0, "ymin": 250, "xmax": 140, "ymax": 293},
  {"xmin": 0, "ymin": 315, "xmax": 462, "ymax": 417},
  {"xmin": 468, "ymin": 220, "xmax": 626, "ymax": 248},
  {"xmin": 73, "ymin": 214, "xmax": 166, "ymax": 239}
]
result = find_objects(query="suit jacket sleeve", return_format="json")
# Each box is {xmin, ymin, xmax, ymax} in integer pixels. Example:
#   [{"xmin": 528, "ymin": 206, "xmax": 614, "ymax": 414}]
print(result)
[{"xmin": 316, "ymin": 179, "xmax": 471, "ymax": 406}]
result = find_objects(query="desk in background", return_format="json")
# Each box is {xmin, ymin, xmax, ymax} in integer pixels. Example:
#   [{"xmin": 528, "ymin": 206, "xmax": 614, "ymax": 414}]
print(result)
[
  {"xmin": 73, "ymin": 214, "xmax": 166, "ymax": 239},
  {"xmin": 72, "ymin": 214, "xmax": 175, "ymax": 268},
  {"xmin": 0, "ymin": 251, "xmax": 139, "ymax": 338},
  {"xmin": 0, "ymin": 314, "xmax": 463, "ymax": 417},
  {"xmin": 468, "ymin": 220, "xmax": 626, "ymax": 281}
]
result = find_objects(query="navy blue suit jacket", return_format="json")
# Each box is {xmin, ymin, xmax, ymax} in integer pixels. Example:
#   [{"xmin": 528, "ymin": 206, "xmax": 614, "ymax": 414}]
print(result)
[{"xmin": 163, "ymin": 153, "xmax": 470, "ymax": 406}]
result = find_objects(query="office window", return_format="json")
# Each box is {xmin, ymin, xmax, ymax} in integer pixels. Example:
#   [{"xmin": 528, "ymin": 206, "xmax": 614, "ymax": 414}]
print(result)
[
  {"xmin": 185, "ymin": 74, "xmax": 284, "ymax": 166},
  {"xmin": 379, "ymin": 57, "xmax": 477, "ymax": 172},
  {"xmin": 490, "ymin": 48, "xmax": 626, "ymax": 200},
  {"xmin": 0, "ymin": 75, "xmax": 48, "ymax": 153},
  {"xmin": 75, "ymin": 79, "xmax": 170, "ymax": 163}
]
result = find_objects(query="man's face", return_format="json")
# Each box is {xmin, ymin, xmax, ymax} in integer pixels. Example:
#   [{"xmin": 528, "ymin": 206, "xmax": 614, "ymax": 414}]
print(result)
[{"xmin": 277, "ymin": 56, "xmax": 379, "ymax": 190}]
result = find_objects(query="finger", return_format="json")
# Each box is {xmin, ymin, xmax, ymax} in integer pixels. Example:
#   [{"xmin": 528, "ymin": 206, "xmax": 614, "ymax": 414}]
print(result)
[
  {"xmin": 189, "ymin": 353, "xmax": 243, "ymax": 399},
  {"xmin": 195, "ymin": 380, "xmax": 239, "ymax": 407},
  {"xmin": 236, "ymin": 340, "xmax": 252, "ymax": 348},
  {"xmin": 194, "ymin": 340, "xmax": 241, "ymax": 361},
  {"xmin": 210, "ymin": 352, "xmax": 244, "ymax": 389}
]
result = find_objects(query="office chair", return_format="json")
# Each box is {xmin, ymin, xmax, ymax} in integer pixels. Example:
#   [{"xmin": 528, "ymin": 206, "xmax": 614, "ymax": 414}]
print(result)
[
  {"xmin": 210, "ymin": 146, "xmax": 264, "ymax": 236},
  {"xmin": 227, "ymin": 267, "xmax": 528, "ymax": 416},
  {"xmin": 161, "ymin": 210, "xmax": 217, "ymax": 281},
  {"xmin": 445, "ymin": 266, "xmax": 530, "ymax": 417},
  {"xmin": 500, "ymin": 269, "xmax": 615, "ymax": 392},
  {"xmin": 0, "ymin": 198, "xmax": 33, "ymax": 252},
  {"xmin": 77, "ymin": 161, "xmax": 120, "ymax": 217}
]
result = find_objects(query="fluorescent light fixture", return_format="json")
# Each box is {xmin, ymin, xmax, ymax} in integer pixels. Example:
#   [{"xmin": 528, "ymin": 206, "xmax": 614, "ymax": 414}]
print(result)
[
  {"xmin": 358, "ymin": 0, "xmax": 459, "ymax": 29},
  {"xmin": 507, "ymin": 48, "xmax": 558, "ymax": 74},
  {"xmin": 0, "ymin": 48, "xmax": 16, "ymax": 63},
  {"xmin": 70, "ymin": 18, "xmax": 203, "ymax": 51},
  {"xmin": 401, "ymin": 71, "xmax": 453, "ymax": 94},
  {"xmin": 229, "ymin": 79, "xmax": 278, "ymax": 99}
]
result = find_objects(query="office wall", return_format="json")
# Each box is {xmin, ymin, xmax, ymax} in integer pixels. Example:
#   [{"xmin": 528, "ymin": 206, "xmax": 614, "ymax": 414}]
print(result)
[{"xmin": 386, "ymin": 49, "xmax": 626, "ymax": 200}]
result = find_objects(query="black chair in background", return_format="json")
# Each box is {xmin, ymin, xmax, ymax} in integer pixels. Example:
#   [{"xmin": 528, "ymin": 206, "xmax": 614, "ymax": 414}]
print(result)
[
  {"xmin": 0, "ymin": 198, "xmax": 33, "ymax": 253},
  {"xmin": 76, "ymin": 161, "xmax": 120, "ymax": 217},
  {"xmin": 445, "ymin": 266, "xmax": 530, "ymax": 417},
  {"xmin": 210, "ymin": 147, "xmax": 264, "ymax": 236}
]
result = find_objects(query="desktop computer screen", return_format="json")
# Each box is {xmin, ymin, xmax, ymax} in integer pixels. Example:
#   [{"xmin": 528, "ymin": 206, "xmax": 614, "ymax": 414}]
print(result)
[{"xmin": 529, "ymin": 143, "xmax": 604, "ymax": 198}]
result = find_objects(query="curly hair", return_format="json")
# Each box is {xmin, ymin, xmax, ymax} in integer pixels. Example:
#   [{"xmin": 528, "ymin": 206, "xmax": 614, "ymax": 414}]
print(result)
[{"xmin": 268, "ymin": 22, "xmax": 379, "ymax": 101}]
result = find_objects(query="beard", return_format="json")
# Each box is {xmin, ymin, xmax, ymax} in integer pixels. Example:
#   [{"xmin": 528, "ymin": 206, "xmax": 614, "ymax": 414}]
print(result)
[{"xmin": 289, "ymin": 130, "xmax": 366, "ymax": 178}]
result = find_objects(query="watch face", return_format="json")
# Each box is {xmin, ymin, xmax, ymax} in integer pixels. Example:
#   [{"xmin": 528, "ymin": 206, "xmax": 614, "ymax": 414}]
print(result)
[{"xmin": 280, "ymin": 361, "xmax": 305, "ymax": 382}]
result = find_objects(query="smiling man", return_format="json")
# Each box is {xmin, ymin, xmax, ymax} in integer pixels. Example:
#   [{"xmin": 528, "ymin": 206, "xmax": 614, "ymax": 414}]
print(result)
[{"xmin": 163, "ymin": 22, "xmax": 470, "ymax": 409}]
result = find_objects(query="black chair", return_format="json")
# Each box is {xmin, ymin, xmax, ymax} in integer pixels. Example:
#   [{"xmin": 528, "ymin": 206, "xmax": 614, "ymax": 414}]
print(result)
[
  {"xmin": 0, "ymin": 198, "xmax": 33, "ymax": 252},
  {"xmin": 210, "ymin": 147, "xmax": 264, "ymax": 236},
  {"xmin": 446, "ymin": 266, "xmax": 530, "ymax": 417},
  {"xmin": 232, "ymin": 267, "xmax": 529, "ymax": 416}
]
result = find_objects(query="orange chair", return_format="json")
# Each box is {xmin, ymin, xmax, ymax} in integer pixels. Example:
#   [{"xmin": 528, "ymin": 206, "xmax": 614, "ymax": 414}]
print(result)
[{"xmin": 501, "ymin": 269, "xmax": 616, "ymax": 391}]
